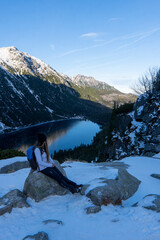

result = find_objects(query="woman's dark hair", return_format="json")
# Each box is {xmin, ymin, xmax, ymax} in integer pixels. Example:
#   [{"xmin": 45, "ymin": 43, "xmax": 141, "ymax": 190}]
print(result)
[
  {"xmin": 37, "ymin": 133, "xmax": 47, "ymax": 145},
  {"xmin": 36, "ymin": 133, "xmax": 50, "ymax": 162}
]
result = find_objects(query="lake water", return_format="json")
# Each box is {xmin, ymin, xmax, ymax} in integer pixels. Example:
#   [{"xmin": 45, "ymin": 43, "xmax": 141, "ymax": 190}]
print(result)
[{"xmin": 0, "ymin": 120, "xmax": 100, "ymax": 155}]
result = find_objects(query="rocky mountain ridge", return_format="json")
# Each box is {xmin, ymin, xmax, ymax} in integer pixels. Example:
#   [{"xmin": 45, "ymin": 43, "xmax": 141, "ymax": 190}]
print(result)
[
  {"xmin": 104, "ymin": 91, "xmax": 160, "ymax": 160},
  {"xmin": 62, "ymin": 73, "xmax": 137, "ymax": 108},
  {"xmin": 70, "ymin": 74, "xmax": 116, "ymax": 90}
]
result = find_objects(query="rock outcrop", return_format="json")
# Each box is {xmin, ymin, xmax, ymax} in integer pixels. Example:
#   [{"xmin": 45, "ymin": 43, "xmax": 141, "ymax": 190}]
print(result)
[
  {"xmin": 105, "ymin": 91, "xmax": 160, "ymax": 160},
  {"xmin": 23, "ymin": 160, "xmax": 69, "ymax": 202},
  {"xmin": 0, "ymin": 189, "xmax": 29, "ymax": 216},
  {"xmin": 86, "ymin": 169, "xmax": 141, "ymax": 206}
]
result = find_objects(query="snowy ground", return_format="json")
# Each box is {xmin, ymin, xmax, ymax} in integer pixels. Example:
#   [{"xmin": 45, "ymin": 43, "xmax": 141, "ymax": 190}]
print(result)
[{"xmin": 0, "ymin": 156, "xmax": 160, "ymax": 240}]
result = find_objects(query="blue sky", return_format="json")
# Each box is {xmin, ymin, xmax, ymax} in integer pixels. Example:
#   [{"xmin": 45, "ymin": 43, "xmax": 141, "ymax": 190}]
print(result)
[{"xmin": 1, "ymin": 0, "xmax": 160, "ymax": 93}]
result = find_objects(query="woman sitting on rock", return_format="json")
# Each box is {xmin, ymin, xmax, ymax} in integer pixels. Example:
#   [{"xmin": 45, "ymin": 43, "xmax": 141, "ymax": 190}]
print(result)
[{"xmin": 34, "ymin": 133, "xmax": 82, "ymax": 194}]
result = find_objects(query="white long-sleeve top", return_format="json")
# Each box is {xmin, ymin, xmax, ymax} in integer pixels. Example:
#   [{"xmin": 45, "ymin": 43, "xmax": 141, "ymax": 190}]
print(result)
[{"xmin": 34, "ymin": 147, "xmax": 55, "ymax": 171}]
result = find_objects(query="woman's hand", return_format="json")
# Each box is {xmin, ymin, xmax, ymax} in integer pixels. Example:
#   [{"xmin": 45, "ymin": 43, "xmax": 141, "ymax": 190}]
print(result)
[{"xmin": 52, "ymin": 163, "xmax": 55, "ymax": 167}]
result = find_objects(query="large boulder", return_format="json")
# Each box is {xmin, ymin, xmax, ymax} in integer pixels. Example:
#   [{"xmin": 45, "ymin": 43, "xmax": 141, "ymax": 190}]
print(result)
[
  {"xmin": 23, "ymin": 160, "xmax": 69, "ymax": 202},
  {"xmin": 0, "ymin": 161, "xmax": 29, "ymax": 174},
  {"xmin": 86, "ymin": 169, "xmax": 141, "ymax": 206},
  {"xmin": 0, "ymin": 189, "xmax": 29, "ymax": 216}
]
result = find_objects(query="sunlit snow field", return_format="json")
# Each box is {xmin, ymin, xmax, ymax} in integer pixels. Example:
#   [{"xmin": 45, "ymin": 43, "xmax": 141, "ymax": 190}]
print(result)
[{"xmin": 0, "ymin": 156, "xmax": 160, "ymax": 240}]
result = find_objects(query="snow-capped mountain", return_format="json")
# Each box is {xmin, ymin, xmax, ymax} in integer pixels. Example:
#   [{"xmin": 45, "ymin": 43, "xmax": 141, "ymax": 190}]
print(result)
[
  {"xmin": 0, "ymin": 46, "xmax": 66, "ymax": 84},
  {"xmin": 0, "ymin": 47, "xmax": 111, "ymax": 131}
]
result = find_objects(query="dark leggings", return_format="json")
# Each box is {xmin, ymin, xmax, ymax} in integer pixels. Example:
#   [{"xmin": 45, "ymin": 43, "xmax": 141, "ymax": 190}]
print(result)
[{"xmin": 41, "ymin": 166, "xmax": 77, "ymax": 192}]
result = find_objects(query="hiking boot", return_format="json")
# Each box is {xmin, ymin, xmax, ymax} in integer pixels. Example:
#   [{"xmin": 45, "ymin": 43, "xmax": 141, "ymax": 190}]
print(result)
[
  {"xmin": 71, "ymin": 187, "xmax": 78, "ymax": 194},
  {"xmin": 76, "ymin": 184, "xmax": 83, "ymax": 188}
]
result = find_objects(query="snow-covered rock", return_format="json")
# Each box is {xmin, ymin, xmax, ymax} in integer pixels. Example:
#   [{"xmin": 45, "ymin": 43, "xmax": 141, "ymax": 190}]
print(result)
[
  {"xmin": 136, "ymin": 194, "xmax": 160, "ymax": 212},
  {"xmin": 0, "ymin": 161, "xmax": 29, "ymax": 174},
  {"xmin": 0, "ymin": 189, "xmax": 29, "ymax": 216},
  {"xmin": 86, "ymin": 169, "xmax": 140, "ymax": 206}
]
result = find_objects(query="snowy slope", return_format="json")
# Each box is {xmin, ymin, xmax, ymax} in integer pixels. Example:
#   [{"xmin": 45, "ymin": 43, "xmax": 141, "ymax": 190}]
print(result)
[
  {"xmin": 0, "ymin": 156, "xmax": 160, "ymax": 240},
  {"xmin": 0, "ymin": 46, "xmax": 63, "ymax": 80}
]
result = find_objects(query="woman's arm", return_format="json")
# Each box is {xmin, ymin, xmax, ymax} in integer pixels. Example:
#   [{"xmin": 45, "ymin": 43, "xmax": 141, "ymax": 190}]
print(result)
[
  {"xmin": 34, "ymin": 148, "xmax": 53, "ymax": 168},
  {"xmin": 49, "ymin": 156, "xmax": 55, "ymax": 166}
]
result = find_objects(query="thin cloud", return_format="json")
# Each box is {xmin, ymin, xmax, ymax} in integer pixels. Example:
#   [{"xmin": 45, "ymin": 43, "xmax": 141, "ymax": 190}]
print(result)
[
  {"xmin": 108, "ymin": 18, "xmax": 120, "ymax": 22},
  {"xmin": 61, "ymin": 28, "xmax": 160, "ymax": 56},
  {"xmin": 116, "ymin": 27, "xmax": 160, "ymax": 51},
  {"xmin": 80, "ymin": 32, "xmax": 99, "ymax": 38},
  {"xmin": 50, "ymin": 44, "xmax": 55, "ymax": 50}
]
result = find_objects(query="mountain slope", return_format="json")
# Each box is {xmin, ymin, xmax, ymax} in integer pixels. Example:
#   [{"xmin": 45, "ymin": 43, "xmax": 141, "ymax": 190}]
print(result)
[
  {"xmin": 62, "ymin": 74, "xmax": 137, "ymax": 108},
  {"xmin": 0, "ymin": 47, "xmax": 111, "ymax": 131}
]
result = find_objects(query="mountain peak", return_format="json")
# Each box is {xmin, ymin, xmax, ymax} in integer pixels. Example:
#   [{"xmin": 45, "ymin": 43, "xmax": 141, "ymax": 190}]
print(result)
[
  {"xmin": 0, "ymin": 46, "xmax": 19, "ymax": 53},
  {"xmin": 0, "ymin": 46, "xmax": 63, "ymax": 80},
  {"xmin": 8, "ymin": 46, "xmax": 18, "ymax": 51}
]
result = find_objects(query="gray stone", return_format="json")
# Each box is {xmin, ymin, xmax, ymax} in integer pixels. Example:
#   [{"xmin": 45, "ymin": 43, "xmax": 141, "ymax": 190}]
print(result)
[
  {"xmin": 151, "ymin": 174, "xmax": 160, "ymax": 180},
  {"xmin": 117, "ymin": 169, "xmax": 141, "ymax": 200},
  {"xmin": 43, "ymin": 219, "xmax": 63, "ymax": 225},
  {"xmin": 86, "ymin": 169, "xmax": 141, "ymax": 206},
  {"xmin": 86, "ymin": 205, "xmax": 101, "ymax": 214},
  {"xmin": 0, "ymin": 189, "xmax": 29, "ymax": 216},
  {"xmin": 137, "ymin": 194, "xmax": 160, "ymax": 212},
  {"xmin": 23, "ymin": 231, "xmax": 48, "ymax": 240},
  {"xmin": 0, "ymin": 161, "xmax": 29, "ymax": 174},
  {"xmin": 23, "ymin": 160, "xmax": 69, "ymax": 202},
  {"xmin": 0, "ymin": 205, "xmax": 13, "ymax": 216}
]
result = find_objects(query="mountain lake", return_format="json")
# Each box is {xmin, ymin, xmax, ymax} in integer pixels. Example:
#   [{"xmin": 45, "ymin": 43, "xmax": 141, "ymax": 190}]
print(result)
[{"xmin": 0, "ymin": 119, "xmax": 101, "ymax": 156}]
